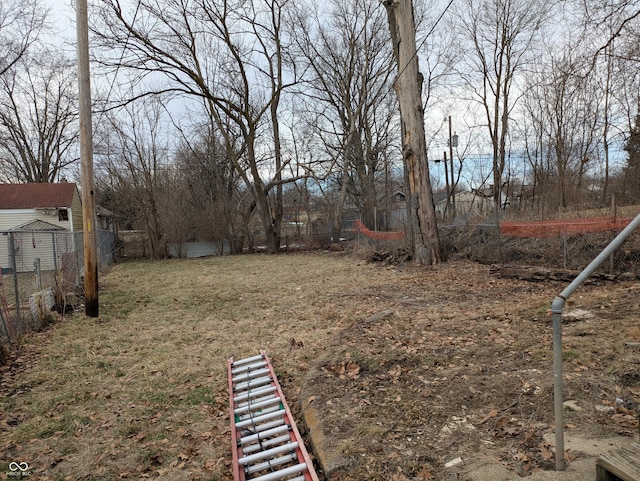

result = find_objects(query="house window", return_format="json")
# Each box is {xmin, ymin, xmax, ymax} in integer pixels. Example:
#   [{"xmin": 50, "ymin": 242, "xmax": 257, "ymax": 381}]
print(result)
[{"xmin": 58, "ymin": 209, "xmax": 69, "ymax": 221}]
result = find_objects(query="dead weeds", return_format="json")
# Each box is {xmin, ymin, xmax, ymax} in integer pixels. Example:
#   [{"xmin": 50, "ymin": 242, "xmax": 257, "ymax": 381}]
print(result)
[
  {"xmin": 0, "ymin": 253, "xmax": 638, "ymax": 480},
  {"xmin": 303, "ymin": 258, "xmax": 640, "ymax": 480}
]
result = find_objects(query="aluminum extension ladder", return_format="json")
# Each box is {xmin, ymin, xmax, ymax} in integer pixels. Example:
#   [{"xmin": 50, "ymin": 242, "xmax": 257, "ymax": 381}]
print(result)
[{"xmin": 228, "ymin": 350, "xmax": 319, "ymax": 481}]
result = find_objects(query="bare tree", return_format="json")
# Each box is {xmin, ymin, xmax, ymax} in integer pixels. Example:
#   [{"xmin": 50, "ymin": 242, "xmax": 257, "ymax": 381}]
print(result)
[
  {"xmin": 172, "ymin": 125, "xmax": 250, "ymax": 253},
  {"xmin": 578, "ymin": 0, "xmax": 640, "ymax": 204},
  {"xmin": 623, "ymin": 111, "xmax": 640, "ymax": 200},
  {"xmin": 384, "ymin": 0, "xmax": 442, "ymax": 265},
  {"xmin": 0, "ymin": 0, "xmax": 47, "ymax": 77},
  {"xmin": 455, "ymin": 0, "xmax": 553, "ymax": 210},
  {"xmin": 91, "ymin": 0, "xmax": 300, "ymax": 253},
  {"xmin": 613, "ymin": 56, "xmax": 640, "ymax": 202},
  {"xmin": 521, "ymin": 44, "xmax": 601, "ymax": 211},
  {"xmin": 291, "ymin": 0, "xmax": 397, "ymax": 236},
  {"xmin": 578, "ymin": 0, "xmax": 640, "ymax": 63},
  {"xmin": 0, "ymin": 50, "xmax": 78, "ymax": 182},
  {"xmin": 96, "ymin": 100, "xmax": 171, "ymax": 259}
]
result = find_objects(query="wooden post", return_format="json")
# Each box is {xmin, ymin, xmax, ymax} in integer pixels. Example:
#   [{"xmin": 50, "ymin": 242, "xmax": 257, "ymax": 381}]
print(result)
[
  {"xmin": 384, "ymin": 0, "xmax": 441, "ymax": 264},
  {"xmin": 76, "ymin": 0, "xmax": 99, "ymax": 317}
]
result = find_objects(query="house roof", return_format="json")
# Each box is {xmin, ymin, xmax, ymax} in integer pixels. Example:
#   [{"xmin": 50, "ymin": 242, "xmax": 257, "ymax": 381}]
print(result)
[
  {"xmin": 11, "ymin": 219, "xmax": 66, "ymax": 231},
  {"xmin": 0, "ymin": 183, "xmax": 78, "ymax": 209}
]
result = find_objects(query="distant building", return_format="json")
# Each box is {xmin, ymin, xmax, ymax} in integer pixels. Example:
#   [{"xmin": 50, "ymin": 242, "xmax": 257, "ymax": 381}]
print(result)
[{"xmin": 0, "ymin": 182, "xmax": 83, "ymax": 232}]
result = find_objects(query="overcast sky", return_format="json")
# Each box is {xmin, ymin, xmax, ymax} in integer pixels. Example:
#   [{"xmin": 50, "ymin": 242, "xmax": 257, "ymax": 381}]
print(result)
[{"xmin": 47, "ymin": 0, "xmax": 81, "ymax": 52}]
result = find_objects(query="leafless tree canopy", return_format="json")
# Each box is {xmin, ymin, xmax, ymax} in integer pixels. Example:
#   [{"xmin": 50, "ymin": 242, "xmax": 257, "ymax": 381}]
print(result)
[
  {"xmin": 290, "ymin": 0, "xmax": 398, "ymax": 236},
  {"xmin": 90, "ymin": 0, "xmax": 307, "ymax": 253},
  {"xmin": 0, "ymin": 0, "xmax": 47, "ymax": 77},
  {"xmin": 4, "ymin": 0, "xmax": 640, "ymax": 258},
  {"xmin": 0, "ymin": 50, "xmax": 78, "ymax": 183}
]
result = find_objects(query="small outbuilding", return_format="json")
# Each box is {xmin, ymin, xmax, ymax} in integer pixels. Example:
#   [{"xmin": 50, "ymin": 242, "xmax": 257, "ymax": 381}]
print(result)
[{"xmin": 0, "ymin": 182, "xmax": 83, "ymax": 232}]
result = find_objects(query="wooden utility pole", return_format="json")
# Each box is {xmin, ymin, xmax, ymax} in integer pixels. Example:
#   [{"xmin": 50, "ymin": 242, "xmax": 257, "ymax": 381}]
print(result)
[
  {"xmin": 384, "ymin": 0, "xmax": 441, "ymax": 265},
  {"xmin": 76, "ymin": 0, "xmax": 99, "ymax": 316}
]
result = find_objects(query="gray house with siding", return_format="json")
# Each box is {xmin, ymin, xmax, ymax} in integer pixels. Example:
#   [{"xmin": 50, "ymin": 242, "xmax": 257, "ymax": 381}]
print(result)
[
  {"xmin": 0, "ymin": 183, "xmax": 83, "ymax": 272},
  {"xmin": 0, "ymin": 183, "xmax": 83, "ymax": 232}
]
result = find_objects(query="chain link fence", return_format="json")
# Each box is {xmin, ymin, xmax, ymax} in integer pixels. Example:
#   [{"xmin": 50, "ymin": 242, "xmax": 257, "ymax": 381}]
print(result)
[
  {"xmin": 354, "ymin": 211, "xmax": 640, "ymax": 278},
  {"xmin": 3, "ymin": 210, "xmax": 636, "ymax": 363},
  {"xmin": 0, "ymin": 229, "xmax": 116, "ymax": 361},
  {"xmin": 440, "ymin": 216, "xmax": 640, "ymax": 278}
]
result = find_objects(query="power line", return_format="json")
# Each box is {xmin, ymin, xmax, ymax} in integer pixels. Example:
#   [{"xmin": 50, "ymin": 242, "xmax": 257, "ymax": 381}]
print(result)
[
  {"xmin": 94, "ymin": 0, "xmax": 143, "ymax": 128},
  {"xmin": 396, "ymin": 0, "xmax": 455, "ymax": 82}
]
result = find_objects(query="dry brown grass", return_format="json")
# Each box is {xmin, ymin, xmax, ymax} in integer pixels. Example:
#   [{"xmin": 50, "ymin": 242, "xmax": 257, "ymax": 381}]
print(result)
[
  {"xmin": 0, "ymin": 252, "xmax": 398, "ymax": 480},
  {"xmin": 0, "ymin": 252, "xmax": 638, "ymax": 481}
]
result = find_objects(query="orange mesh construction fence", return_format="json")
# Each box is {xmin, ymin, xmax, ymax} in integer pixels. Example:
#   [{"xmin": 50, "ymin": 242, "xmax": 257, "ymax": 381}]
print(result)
[
  {"xmin": 354, "ymin": 220, "xmax": 405, "ymax": 240},
  {"xmin": 500, "ymin": 216, "xmax": 633, "ymax": 238}
]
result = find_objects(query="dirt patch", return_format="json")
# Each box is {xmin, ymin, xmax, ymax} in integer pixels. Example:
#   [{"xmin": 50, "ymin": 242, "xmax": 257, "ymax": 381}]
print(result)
[
  {"xmin": 0, "ymin": 254, "xmax": 638, "ymax": 480},
  {"xmin": 300, "ymin": 260, "xmax": 640, "ymax": 480}
]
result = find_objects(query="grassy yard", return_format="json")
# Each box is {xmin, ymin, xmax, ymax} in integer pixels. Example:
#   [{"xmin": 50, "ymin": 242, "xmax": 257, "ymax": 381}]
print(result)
[
  {"xmin": 1, "ymin": 252, "xmax": 393, "ymax": 480},
  {"xmin": 1, "ymin": 252, "xmax": 639, "ymax": 480}
]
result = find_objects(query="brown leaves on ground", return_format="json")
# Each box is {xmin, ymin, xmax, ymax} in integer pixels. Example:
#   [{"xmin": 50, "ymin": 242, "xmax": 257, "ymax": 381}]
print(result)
[
  {"xmin": 325, "ymin": 353, "xmax": 360, "ymax": 379},
  {"xmin": 612, "ymin": 404, "xmax": 640, "ymax": 436},
  {"xmin": 302, "ymin": 259, "xmax": 640, "ymax": 480},
  {"xmin": 415, "ymin": 465, "xmax": 436, "ymax": 480},
  {"xmin": 2, "ymin": 255, "xmax": 639, "ymax": 481}
]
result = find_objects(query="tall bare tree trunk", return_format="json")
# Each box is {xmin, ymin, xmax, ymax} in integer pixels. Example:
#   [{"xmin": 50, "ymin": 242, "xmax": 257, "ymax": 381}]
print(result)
[{"xmin": 384, "ymin": 0, "xmax": 441, "ymax": 265}]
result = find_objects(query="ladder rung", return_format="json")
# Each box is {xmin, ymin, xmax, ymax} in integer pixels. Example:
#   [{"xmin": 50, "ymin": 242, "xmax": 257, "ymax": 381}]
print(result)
[
  {"xmin": 236, "ymin": 409, "xmax": 286, "ymax": 428},
  {"xmin": 237, "ymin": 393, "xmax": 277, "ymax": 408},
  {"xmin": 229, "ymin": 352, "xmax": 318, "ymax": 481},
  {"xmin": 245, "ymin": 453, "xmax": 298, "ymax": 475},
  {"xmin": 238, "ymin": 441, "xmax": 298, "ymax": 466},
  {"xmin": 240, "ymin": 424, "xmax": 290, "ymax": 445},
  {"xmin": 234, "ymin": 375, "xmax": 272, "ymax": 392},
  {"xmin": 242, "ymin": 434, "xmax": 291, "ymax": 454},
  {"xmin": 231, "ymin": 360, "xmax": 268, "ymax": 375},
  {"xmin": 240, "ymin": 419, "xmax": 286, "ymax": 438},
  {"xmin": 235, "ymin": 396, "xmax": 281, "ymax": 415},
  {"xmin": 233, "ymin": 367, "xmax": 270, "ymax": 383},
  {"xmin": 232, "ymin": 354, "xmax": 264, "ymax": 366},
  {"xmin": 248, "ymin": 463, "xmax": 308, "ymax": 481},
  {"xmin": 238, "ymin": 404, "xmax": 281, "ymax": 422},
  {"xmin": 234, "ymin": 385, "xmax": 276, "ymax": 402}
]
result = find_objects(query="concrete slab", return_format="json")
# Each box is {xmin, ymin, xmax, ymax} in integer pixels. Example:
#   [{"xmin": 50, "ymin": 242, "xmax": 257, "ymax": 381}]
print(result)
[
  {"xmin": 300, "ymin": 364, "xmax": 350, "ymax": 478},
  {"xmin": 465, "ymin": 435, "xmax": 638, "ymax": 481}
]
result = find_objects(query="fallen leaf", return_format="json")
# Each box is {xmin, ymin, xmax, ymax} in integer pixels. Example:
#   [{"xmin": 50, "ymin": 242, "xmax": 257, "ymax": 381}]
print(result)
[
  {"xmin": 392, "ymin": 467, "xmax": 411, "ymax": 481},
  {"xmin": 132, "ymin": 432, "xmax": 146, "ymax": 442},
  {"xmin": 503, "ymin": 425, "xmax": 520, "ymax": 436},
  {"xmin": 539, "ymin": 443, "xmax": 553, "ymax": 460},
  {"xmin": 416, "ymin": 465, "xmax": 435, "ymax": 480},
  {"xmin": 479, "ymin": 409, "xmax": 498, "ymax": 424}
]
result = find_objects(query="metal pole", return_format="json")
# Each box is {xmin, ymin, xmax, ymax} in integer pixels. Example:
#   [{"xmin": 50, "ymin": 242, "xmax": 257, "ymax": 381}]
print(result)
[
  {"xmin": 443, "ymin": 151, "xmax": 450, "ymax": 220},
  {"xmin": 448, "ymin": 116, "xmax": 455, "ymax": 218},
  {"xmin": 551, "ymin": 212, "xmax": 640, "ymax": 470},
  {"xmin": 34, "ymin": 258, "xmax": 42, "ymax": 291},
  {"xmin": 52, "ymin": 232, "xmax": 58, "ymax": 271},
  {"xmin": 552, "ymin": 305, "xmax": 565, "ymax": 471},
  {"xmin": 9, "ymin": 233, "xmax": 21, "ymax": 326},
  {"xmin": 610, "ymin": 193, "xmax": 616, "ymax": 273},
  {"xmin": 76, "ymin": 0, "xmax": 99, "ymax": 316}
]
